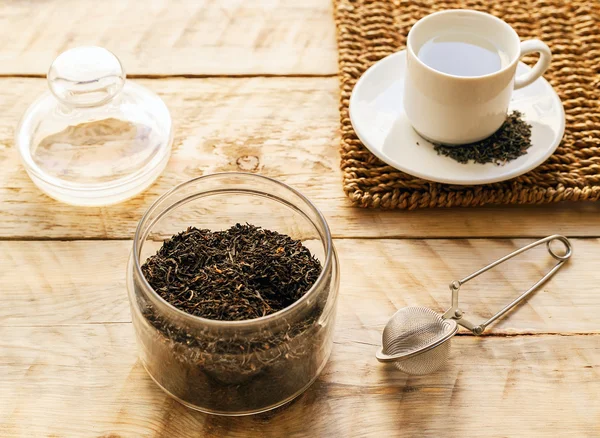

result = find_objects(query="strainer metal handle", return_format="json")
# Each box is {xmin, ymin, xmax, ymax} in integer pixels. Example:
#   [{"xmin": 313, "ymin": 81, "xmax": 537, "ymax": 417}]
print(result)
[{"xmin": 441, "ymin": 235, "xmax": 572, "ymax": 335}]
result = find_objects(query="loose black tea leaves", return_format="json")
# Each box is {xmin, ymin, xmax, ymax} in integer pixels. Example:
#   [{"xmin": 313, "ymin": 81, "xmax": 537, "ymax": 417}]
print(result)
[
  {"xmin": 142, "ymin": 224, "xmax": 322, "ymax": 321},
  {"xmin": 136, "ymin": 224, "xmax": 333, "ymax": 413},
  {"xmin": 432, "ymin": 111, "xmax": 533, "ymax": 165}
]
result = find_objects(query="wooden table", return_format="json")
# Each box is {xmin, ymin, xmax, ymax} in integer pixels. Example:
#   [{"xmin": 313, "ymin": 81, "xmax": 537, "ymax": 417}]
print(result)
[{"xmin": 1, "ymin": 1, "xmax": 599, "ymax": 436}]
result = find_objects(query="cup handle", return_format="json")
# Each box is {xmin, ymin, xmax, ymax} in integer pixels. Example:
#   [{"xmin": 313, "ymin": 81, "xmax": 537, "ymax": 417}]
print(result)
[{"xmin": 514, "ymin": 40, "xmax": 552, "ymax": 90}]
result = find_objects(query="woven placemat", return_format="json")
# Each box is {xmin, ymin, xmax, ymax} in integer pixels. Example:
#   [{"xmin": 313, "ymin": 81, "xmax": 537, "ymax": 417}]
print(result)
[{"xmin": 334, "ymin": 0, "xmax": 600, "ymax": 209}]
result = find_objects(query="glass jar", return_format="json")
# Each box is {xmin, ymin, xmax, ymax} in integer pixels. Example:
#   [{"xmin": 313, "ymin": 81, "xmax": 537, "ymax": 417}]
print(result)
[{"xmin": 127, "ymin": 173, "xmax": 339, "ymax": 415}]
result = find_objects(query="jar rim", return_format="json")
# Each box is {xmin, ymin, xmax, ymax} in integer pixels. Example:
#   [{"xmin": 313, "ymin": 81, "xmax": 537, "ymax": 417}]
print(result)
[{"xmin": 132, "ymin": 172, "xmax": 334, "ymax": 328}]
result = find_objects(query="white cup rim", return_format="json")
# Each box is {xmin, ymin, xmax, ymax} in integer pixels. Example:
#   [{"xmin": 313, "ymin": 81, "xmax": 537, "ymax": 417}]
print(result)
[{"xmin": 407, "ymin": 9, "xmax": 521, "ymax": 80}]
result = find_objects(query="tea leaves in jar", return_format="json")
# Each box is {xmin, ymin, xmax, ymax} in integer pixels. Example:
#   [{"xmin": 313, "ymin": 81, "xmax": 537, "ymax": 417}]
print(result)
[
  {"xmin": 136, "ymin": 224, "xmax": 330, "ymax": 413},
  {"xmin": 142, "ymin": 224, "xmax": 322, "ymax": 320}
]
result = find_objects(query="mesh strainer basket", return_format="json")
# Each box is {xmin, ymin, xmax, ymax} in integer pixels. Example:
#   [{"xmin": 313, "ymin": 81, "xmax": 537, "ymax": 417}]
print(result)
[{"xmin": 376, "ymin": 307, "xmax": 458, "ymax": 375}]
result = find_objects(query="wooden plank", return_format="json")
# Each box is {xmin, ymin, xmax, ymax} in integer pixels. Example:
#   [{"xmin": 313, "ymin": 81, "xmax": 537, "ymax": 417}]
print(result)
[
  {"xmin": 1, "ymin": 324, "xmax": 598, "ymax": 437},
  {"xmin": 2, "ymin": 77, "xmax": 600, "ymax": 239},
  {"xmin": 0, "ymin": 0, "xmax": 337, "ymax": 76},
  {"xmin": 1, "ymin": 239, "xmax": 596, "ymax": 335}
]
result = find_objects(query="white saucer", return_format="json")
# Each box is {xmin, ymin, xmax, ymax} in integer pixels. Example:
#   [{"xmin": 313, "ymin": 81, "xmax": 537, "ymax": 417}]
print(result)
[{"xmin": 349, "ymin": 50, "xmax": 565, "ymax": 185}]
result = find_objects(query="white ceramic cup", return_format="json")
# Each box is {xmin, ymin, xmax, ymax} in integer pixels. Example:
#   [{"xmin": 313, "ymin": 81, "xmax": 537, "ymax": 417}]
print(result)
[{"xmin": 403, "ymin": 9, "xmax": 552, "ymax": 145}]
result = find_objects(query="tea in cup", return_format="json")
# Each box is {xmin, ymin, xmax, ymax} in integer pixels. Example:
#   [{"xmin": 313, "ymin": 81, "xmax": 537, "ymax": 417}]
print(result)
[{"xmin": 403, "ymin": 10, "xmax": 552, "ymax": 145}]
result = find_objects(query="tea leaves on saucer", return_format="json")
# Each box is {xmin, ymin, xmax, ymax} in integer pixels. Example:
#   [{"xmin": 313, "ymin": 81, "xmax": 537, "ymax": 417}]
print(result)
[{"xmin": 432, "ymin": 111, "xmax": 532, "ymax": 165}]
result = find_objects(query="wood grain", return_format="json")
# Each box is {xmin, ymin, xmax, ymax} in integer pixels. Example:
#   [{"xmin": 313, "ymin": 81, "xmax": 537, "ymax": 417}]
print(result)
[
  {"xmin": 2, "ymin": 1, "xmax": 596, "ymax": 436},
  {"xmin": 2, "ymin": 78, "xmax": 600, "ymax": 240},
  {"xmin": 1, "ymin": 239, "xmax": 596, "ymax": 335},
  {"xmin": 1, "ymin": 324, "xmax": 598, "ymax": 437},
  {"xmin": 0, "ymin": 0, "xmax": 337, "ymax": 76}
]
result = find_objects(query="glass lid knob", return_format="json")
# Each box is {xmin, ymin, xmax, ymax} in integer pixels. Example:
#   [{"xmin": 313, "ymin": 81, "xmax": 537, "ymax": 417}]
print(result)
[{"xmin": 47, "ymin": 46, "xmax": 125, "ymax": 107}]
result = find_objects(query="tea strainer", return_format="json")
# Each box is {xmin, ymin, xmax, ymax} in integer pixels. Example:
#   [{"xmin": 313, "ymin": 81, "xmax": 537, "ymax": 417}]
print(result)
[{"xmin": 376, "ymin": 235, "xmax": 572, "ymax": 375}]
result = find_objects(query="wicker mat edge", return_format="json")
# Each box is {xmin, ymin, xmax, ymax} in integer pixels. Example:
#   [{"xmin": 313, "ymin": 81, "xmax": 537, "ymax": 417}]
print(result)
[{"xmin": 334, "ymin": 0, "xmax": 600, "ymax": 209}]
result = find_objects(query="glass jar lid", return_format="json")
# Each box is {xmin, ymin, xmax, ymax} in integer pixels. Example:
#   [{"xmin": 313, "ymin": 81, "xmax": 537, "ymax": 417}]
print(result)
[{"xmin": 16, "ymin": 46, "xmax": 173, "ymax": 206}]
